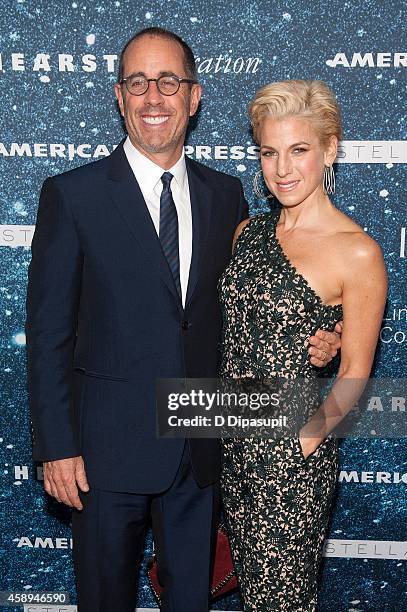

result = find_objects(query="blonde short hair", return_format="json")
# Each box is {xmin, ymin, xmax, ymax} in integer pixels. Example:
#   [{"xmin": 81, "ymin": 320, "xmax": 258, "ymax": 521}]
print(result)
[{"xmin": 249, "ymin": 79, "xmax": 342, "ymax": 147}]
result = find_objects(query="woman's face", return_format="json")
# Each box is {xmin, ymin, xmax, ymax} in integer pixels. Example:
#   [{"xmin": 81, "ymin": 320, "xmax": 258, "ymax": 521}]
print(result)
[{"xmin": 259, "ymin": 115, "xmax": 337, "ymax": 207}]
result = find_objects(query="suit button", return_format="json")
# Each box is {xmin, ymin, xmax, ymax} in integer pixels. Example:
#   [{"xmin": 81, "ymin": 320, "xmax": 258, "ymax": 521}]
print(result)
[{"xmin": 181, "ymin": 320, "xmax": 190, "ymax": 330}]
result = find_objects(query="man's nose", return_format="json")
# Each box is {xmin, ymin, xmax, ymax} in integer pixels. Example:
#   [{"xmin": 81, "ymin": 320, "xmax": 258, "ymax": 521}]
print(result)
[{"xmin": 143, "ymin": 80, "xmax": 164, "ymax": 105}]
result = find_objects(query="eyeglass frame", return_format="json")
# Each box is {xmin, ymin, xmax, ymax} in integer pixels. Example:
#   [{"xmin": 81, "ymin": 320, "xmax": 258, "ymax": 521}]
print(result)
[{"xmin": 119, "ymin": 73, "xmax": 198, "ymax": 96}]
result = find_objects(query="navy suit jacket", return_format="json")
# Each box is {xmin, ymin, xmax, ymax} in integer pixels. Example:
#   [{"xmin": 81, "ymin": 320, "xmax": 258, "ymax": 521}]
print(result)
[{"xmin": 25, "ymin": 141, "xmax": 248, "ymax": 493}]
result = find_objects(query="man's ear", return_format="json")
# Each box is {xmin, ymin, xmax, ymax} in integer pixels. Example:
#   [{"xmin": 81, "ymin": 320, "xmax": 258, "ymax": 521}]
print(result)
[
  {"xmin": 189, "ymin": 83, "xmax": 202, "ymax": 117},
  {"xmin": 114, "ymin": 83, "xmax": 125, "ymax": 117},
  {"xmin": 324, "ymin": 135, "xmax": 338, "ymax": 166}
]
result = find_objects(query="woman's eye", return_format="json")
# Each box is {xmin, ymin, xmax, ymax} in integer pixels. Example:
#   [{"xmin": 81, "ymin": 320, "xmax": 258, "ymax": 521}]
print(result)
[
  {"xmin": 262, "ymin": 150, "xmax": 277, "ymax": 157},
  {"xmin": 293, "ymin": 148, "xmax": 307, "ymax": 154}
]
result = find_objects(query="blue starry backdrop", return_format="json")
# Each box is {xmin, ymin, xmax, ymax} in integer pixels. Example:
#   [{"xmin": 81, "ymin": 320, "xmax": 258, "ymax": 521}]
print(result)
[{"xmin": 0, "ymin": 0, "xmax": 406, "ymax": 610}]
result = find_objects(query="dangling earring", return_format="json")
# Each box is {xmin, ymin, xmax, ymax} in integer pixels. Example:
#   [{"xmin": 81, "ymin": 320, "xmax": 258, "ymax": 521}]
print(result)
[
  {"xmin": 253, "ymin": 170, "xmax": 274, "ymax": 199},
  {"xmin": 323, "ymin": 165, "xmax": 336, "ymax": 195}
]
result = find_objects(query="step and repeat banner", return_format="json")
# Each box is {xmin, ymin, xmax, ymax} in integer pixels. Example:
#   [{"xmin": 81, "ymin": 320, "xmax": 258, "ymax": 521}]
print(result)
[{"xmin": 0, "ymin": 0, "xmax": 406, "ymax": 610}]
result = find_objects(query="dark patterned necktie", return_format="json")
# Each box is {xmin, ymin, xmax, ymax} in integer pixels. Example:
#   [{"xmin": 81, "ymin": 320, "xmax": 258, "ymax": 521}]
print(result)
[{"xmin": 159, "ymin": 172, "xmax": 181, "ymax": 298}]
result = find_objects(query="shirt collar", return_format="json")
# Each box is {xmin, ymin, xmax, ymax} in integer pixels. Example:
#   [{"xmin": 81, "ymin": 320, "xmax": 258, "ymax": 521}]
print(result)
[{"xmin": 123, "ymin": 136, "xmax": 187, "ymax": 195}]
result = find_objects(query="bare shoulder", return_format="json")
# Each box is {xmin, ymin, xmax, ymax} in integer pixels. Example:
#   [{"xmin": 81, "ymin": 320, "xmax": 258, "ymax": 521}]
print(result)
[
  {"xmin": 330, "ymin": 209, "xmax": 380, "ymax": 256},
  {"xmin": 332, "ymin": 210, "xmax": 386, "ymax": 280}
]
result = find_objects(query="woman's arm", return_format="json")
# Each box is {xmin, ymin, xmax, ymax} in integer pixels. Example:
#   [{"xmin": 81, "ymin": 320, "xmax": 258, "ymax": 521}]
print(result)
[{"xmin": 300, "ymin": 232, "xmax": 388, "ymax": 458}]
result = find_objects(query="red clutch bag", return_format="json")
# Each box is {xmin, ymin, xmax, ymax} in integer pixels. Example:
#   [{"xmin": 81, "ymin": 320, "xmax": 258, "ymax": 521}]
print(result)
[{"xmin": 147, "ymin": 524, "xmax": 238, "ymax": 602}]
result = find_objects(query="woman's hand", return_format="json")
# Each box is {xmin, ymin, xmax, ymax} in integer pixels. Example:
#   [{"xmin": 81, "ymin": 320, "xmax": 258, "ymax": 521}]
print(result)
[{"xmin": 298, "ymin": 436, "xmax": 321, "ymax": 460}]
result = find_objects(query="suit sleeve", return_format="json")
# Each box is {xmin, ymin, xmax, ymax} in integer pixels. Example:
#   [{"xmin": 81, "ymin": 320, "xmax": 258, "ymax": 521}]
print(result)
[{"xmin": 25, "ymin": 177, "xmax": 83, "ymax": 462}]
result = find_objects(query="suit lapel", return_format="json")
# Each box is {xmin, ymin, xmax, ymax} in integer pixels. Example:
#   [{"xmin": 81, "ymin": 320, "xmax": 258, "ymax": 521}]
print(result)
[
  {"xmin": 107, "ymin": 141, "xmax": 181, "ymax": 305},
  {"xmin": 185, "ymin": 157, "xmax": 214, "ymax": 307}
]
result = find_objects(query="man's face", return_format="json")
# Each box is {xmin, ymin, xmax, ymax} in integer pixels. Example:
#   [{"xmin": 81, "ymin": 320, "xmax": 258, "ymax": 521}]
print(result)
[{"xmin": 114, "ymin": 35, "xmax": 201, "ymax": 165}]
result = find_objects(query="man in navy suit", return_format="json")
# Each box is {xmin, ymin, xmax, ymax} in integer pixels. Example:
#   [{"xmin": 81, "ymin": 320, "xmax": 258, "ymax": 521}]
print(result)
[{"xmin": 26, "ymin": 27, "xmax": 340, "ymax": 612}]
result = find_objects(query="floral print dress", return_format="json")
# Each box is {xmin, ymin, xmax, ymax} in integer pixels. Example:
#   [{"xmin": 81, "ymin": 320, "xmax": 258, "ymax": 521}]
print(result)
[{"xmin": 218, "ymin": 211, "xmax": 343, "ymax": 611}]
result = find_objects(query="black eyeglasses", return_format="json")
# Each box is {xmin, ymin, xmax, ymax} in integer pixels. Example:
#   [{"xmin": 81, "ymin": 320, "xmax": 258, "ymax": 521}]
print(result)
[{"xmin": 119, "ymin": 74, "xmax": 197, "ymax": 96}]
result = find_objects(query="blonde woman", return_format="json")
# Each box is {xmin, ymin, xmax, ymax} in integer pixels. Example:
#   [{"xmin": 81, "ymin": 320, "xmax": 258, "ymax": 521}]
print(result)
[{"xmin": 218, "ymin": 80, "xmax": 387, "ymax": 611}]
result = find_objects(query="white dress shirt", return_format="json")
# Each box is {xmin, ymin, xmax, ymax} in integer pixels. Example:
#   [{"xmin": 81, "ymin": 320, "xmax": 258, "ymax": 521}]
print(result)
[{"xmin": 123, "ymin": 136, "xmax": 192, "ymax": 307}]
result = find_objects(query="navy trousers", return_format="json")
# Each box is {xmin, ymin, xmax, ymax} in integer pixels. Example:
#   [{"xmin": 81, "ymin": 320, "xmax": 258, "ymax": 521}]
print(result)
[{"xmin": 71, "ymin": 443, "xmax": 219, "ymax": 612}]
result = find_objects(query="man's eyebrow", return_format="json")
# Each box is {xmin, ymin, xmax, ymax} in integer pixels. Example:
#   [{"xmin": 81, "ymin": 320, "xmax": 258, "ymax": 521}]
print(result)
[
  {"xmin": 124, "ymin": 71, "xmax": 146, "ymax": 78},
  {"xmin": 125, "ymin": 70, "xmax": 179, "ymax": 78}
]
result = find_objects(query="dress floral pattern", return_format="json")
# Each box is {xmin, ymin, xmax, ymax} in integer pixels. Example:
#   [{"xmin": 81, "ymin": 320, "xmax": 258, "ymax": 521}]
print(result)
[{"xmin": 218, "ymin": 211, "xmax": 343, "ymax": 611}]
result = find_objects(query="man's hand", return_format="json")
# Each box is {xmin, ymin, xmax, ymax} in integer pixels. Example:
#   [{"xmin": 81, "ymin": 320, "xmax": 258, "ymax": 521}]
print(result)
[
  {"xmin": 308, "ymin": 321, "xmax": 343, "ymax": 368},
  {"xmin": 43, "ymin": 456, "xmax": 89, "ymax": 510}
]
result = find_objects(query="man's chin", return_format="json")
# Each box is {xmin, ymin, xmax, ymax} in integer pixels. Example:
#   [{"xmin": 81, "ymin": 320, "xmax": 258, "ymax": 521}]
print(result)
[
  {"xmin": 144, "ymin": 143, "xmax": 172, "ymax": 153},
  {"xmin": 127, "ymin": 128, "xmax": 184, "ymax": 157},
  {"xmin": 137, "ymin": 137, "xmax": 178, "ymax": 155}
]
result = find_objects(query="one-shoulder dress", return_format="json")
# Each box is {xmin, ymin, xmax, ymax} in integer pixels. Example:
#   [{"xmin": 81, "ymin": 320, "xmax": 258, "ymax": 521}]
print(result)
[{"xmin": 218, "ymin": 211, "xmax": 343, "ymax": 611}]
